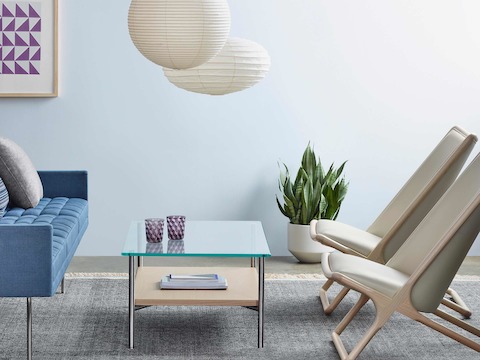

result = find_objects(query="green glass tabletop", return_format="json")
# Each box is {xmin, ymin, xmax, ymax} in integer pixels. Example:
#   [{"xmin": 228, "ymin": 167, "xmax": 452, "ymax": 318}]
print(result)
[{"xmin": 121, "ymin": 220, "xmax": 271, "ymax": 257}]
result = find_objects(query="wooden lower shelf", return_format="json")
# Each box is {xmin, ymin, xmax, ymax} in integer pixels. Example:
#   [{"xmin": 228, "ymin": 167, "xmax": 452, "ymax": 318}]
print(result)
[{"xmin": 135, "ymin": 266, "xmax": 259, "ymax": 306}]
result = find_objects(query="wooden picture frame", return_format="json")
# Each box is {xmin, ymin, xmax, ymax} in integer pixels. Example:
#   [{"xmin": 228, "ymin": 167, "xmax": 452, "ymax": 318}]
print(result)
[{"xmin": 0, "ymin": 0, "xmax": 58, "ymax": 97}]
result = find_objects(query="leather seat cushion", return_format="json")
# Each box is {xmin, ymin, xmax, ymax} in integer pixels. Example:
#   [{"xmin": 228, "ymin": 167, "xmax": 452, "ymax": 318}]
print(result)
[
  {"xmin": 322, "ymin": 252, "xmax": 409, "ymax": 298},
  {"xmin": 315, "ymin": 219, "xmax": 381, "ymax": 257}
]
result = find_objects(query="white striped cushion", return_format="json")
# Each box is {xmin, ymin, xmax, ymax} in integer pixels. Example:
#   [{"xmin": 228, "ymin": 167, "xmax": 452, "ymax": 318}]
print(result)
[{"xmin": 0, "ymin": 177, "xmax": 9, "ymax": 217}]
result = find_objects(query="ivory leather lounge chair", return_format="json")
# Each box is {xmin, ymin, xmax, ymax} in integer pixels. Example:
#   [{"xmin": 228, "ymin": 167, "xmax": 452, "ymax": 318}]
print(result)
[
  {"xmin": 310, "ymin": 126, "xmax": 477, "ymax": 316},
  {"xmin": 320, "ymin": 152, "xmax": 480, "ymax": 359}
]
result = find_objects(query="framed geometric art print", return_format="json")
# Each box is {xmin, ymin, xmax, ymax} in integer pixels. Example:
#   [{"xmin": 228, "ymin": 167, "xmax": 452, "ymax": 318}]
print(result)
[{"xmin": 0, "ymin": 0, "xmax": 57, "ymax": 97}]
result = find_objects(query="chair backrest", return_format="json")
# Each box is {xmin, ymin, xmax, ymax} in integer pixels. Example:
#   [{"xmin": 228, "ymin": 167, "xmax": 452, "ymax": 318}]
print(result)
[
  {"xmin": 367, "ymin": 126, "xmax": 477, "ymax": 261},
  {"xmin": 387, "ymin": 153, "xmax": 480, "ymax": 313}
]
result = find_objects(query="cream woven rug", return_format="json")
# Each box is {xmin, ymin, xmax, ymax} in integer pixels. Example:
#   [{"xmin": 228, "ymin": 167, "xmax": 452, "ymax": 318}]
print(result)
[{"xmin": 65, "ymin": 272, "xmax": 480, "ymax": 280}]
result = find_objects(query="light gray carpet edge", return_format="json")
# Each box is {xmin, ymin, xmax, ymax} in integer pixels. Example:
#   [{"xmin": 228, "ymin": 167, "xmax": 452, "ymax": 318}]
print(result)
[{"xmin": 0, "ymin": 279, "xmax": 478, "ymax": 359}]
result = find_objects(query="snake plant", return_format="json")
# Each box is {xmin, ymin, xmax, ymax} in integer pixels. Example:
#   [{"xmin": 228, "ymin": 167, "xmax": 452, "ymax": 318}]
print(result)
[{"xmin": 276, "ymin": 144, "xmax": 349, "ymax": 225}]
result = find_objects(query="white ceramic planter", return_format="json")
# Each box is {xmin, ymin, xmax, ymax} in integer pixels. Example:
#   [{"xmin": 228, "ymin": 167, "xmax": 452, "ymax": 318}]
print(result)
[{"xmin": 288, "ymin": 223, "xmax": 334, "ymax": 263}]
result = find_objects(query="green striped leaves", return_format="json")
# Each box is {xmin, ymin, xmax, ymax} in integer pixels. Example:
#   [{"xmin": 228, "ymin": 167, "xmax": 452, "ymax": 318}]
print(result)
[{"xmin": 277, "ymin": 144, "xmax": 349, "ymax": 225}]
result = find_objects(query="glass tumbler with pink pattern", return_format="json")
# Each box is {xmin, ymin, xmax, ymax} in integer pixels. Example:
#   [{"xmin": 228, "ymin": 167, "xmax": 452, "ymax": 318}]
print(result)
[
  {"xmin": 145, "ymin": 218, "xmax": 164, "ymax": 243},
  {"xmin": 166, "ymin": 215, "xmax": 186, "ymax": 240}
]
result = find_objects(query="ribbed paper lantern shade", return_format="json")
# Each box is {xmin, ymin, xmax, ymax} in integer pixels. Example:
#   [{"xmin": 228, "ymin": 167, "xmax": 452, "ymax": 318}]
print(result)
[
  {"xmin": 163, "ymin": 38, "xmax": 271, "ymax": 95},
  {"xmin": 128, "ymin": 0, "xmax": 231, "ymax": 69}
]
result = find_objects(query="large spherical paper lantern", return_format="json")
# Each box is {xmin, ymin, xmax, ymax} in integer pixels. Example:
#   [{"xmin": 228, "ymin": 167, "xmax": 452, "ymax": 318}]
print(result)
[
  {"xmin": 128, "ymin": 0, "xmax": 231, "ymax": 69},
  {"xmin": 163, "ymin": 38, "xmax": 271, "ymax": 95}
]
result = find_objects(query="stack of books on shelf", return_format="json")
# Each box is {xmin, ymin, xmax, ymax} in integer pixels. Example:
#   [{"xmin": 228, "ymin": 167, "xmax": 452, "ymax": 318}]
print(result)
[{"xmin": 160, "ymin": 273, "xmax": 228, "ymax": 290}]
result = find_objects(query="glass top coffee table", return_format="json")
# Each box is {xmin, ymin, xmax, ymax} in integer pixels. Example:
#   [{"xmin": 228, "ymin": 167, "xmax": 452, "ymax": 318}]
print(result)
[{"xmin": 121, "ymin": 220, "xmax": 271, "ymax": 349}]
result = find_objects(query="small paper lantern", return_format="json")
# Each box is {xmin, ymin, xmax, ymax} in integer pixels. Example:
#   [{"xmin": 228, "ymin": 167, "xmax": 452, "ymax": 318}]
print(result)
[
  {"xmin": 163, "ymin": 38, "xmax": 271, "ymax": 95},
  {"xmin": 128, "ymin": 0, "xmax": 231, "ymax": 69}
]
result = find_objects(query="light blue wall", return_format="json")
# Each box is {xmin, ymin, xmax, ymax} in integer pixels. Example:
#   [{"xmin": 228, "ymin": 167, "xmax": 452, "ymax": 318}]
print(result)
[{"xmin": 1, "ymin": 0, "xmax": 479, "ymax": 255}]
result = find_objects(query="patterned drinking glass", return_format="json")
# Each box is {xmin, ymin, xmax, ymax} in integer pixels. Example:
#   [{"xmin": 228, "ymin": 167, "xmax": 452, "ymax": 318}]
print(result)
[
  {"xmin": 166, "ymin": 215, "xmax": 186, "ymax": 240},
  {"xmin": 145, "ymin": 218, "xmax": 164, "ymax": 243}
]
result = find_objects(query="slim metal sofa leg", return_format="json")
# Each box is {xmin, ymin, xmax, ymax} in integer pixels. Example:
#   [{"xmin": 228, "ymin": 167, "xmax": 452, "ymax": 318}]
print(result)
[
  {"xmin": 27, "ymin": 297, "xmax": 32, "ymax": 360},
  {"xmin": 61, "ymin": 277, "xmax": 65, "ymax": 294}
]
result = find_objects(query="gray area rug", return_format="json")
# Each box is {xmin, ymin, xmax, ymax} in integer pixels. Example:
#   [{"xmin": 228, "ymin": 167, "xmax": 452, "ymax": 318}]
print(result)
[{"xmin": 0, "ymin": 279, "xmax": 478, "ymax": 359}]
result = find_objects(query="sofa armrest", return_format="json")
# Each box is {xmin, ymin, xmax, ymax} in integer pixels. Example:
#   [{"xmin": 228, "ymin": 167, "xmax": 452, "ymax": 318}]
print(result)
[
  {"xmin": 0, "ymin": 224, "xmax": 54, "ymax": 297},
  {"xmin": 38, "ymin": 170, "xmax": 88, "ymax": 200}
]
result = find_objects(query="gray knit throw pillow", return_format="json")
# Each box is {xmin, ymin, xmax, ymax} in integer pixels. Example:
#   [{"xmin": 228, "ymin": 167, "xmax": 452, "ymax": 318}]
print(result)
[{"xmin": 0, "ymin": 137, "xmax": 43, "ymax": 208}]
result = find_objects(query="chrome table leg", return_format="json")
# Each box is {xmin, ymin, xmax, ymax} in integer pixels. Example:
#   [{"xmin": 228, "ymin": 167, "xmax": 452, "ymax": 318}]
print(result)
[
  {"xmin": 137, "ymin": 256, "xmax": 143, "ymax": 267},
  {"xmin": 27, "ymin": 297, "xmax": 32, "ymax": 360},
  {"xmin": 129, "ymin": 256, "xmax": 135, "ymax": 349},
  {"xmin": 258, "ymin": 257, "xmax": 265, "ymax": 348}
]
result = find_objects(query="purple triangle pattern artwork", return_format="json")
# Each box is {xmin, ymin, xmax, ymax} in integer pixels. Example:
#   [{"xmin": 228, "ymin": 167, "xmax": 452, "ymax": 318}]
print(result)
[{"xmin": 0, "ymin": 2, "xmax": 41, "ymax": 75}]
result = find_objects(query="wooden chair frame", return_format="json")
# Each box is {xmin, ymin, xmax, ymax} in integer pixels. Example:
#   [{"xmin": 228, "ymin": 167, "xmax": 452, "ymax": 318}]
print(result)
[
  {"xmin": 311, "ymin": 127, "xmax": 477, "ymax": 318},
  {"xmin": 324, "ymin": 192, "xmax": 480, "ymax": 359}
]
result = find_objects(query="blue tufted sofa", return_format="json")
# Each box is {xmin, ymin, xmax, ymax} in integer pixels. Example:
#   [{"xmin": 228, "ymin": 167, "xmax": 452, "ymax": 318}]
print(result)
[{"xmin": 0, "ymin": 170, "xmax": 88, "ymax": 359}]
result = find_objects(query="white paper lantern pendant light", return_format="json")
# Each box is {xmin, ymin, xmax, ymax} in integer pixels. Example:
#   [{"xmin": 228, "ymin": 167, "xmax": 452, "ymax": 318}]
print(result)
[
  {"xmin": 163, "ymin": 38, "xmax": 271, "ymax": 95},
  {"xmin": 128, "ymin": 1, "xmax": 270, "ymax": 95},
  {"xmin": 128, "ymin": 0, "xmax": 231, "ymax": 69}
]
